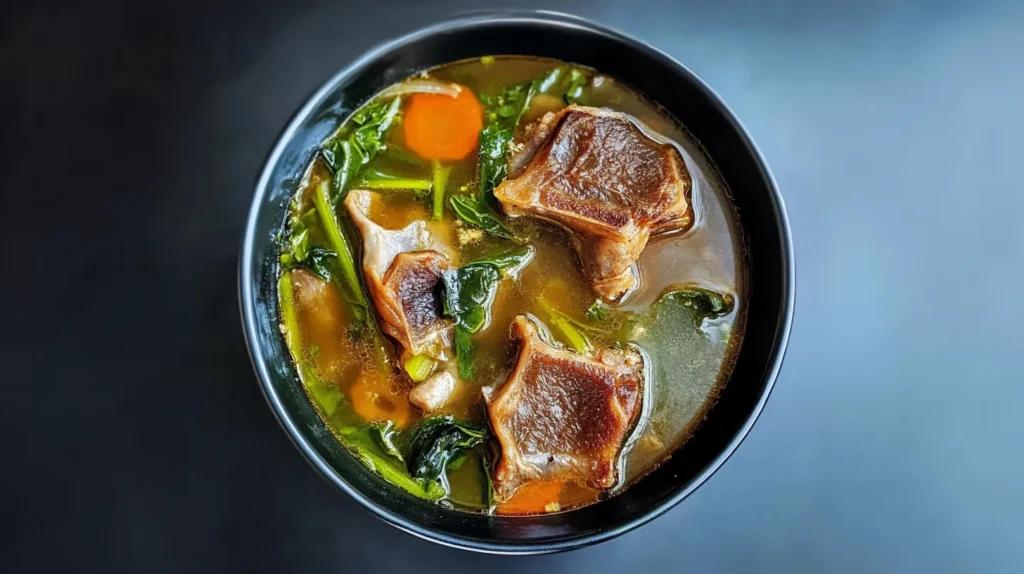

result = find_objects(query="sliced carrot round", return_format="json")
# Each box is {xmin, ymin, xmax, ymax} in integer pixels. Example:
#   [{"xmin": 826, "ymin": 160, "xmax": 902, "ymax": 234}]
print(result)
[
  {"xmin": 349, "ymin": 373, "xmax": 412, "ymax": 429},
  {"xmin": 403, "ymin": 86, "xmax": 482, "ymax": 161},
  {"xmin": 496, "ymin": 481, "xmax": 566, "ymax": 515}
]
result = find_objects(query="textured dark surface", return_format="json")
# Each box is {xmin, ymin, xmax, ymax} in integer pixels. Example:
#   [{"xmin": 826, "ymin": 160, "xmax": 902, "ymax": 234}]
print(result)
[{"xmin": 2, "ymin": 0, "xmax": 1022, "ymax": 572}]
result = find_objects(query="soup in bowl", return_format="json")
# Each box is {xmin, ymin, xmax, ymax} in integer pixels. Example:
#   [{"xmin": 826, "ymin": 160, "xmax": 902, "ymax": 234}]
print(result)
[{"xmin": 240, "ymin": 11, "xmax": 792, "ymax": 553}]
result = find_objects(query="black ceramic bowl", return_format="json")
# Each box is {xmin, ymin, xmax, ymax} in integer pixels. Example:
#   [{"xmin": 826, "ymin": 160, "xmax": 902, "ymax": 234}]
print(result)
[{"xmin": 240, "ymin": 11, "xmax": 793, "ymax": 554}]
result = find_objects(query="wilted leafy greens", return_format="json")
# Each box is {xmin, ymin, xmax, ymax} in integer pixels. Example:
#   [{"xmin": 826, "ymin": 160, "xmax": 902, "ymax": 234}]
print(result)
[
  {"xmin": 279, "ymin": 210, "xmax": 337, "ymax": 282},
  {"xmin": 340, "ymin": 425, "xmax": 446, "ymax": 501},
  {"xmin": 583, "ymin": 286, "xmax": 736, "ymax": 343},
  {"xmin": 369, "ymin": 420, "xmax": 404, "ymax": 461},
  {"xmin": 337, "ymin": 416, "xmax": 490, "ymax": 502},
  {"xmin": 450, "ymin": 194, "xmax": 514, "ymax": 240},
  {"xmin": 407, "ymin": 416, "xmax": 488, "ymax": 486},
  {"xmin": 659, "ymin": 287, "xmax": 735, "ymax": 326},
  {"xmin": 440, "ymin": 246, "xmax": 534, "ymax": 379},
  {"xmin": 303, "ymin": 97, "xmax": 407, "ymax": 361},
  {"xmin": 450, "ymin": 67, "xmax": 590, "ymax": 239},
  {"xmin": 312, "ymin": 180, "xmax": 370, "ymax": 326},
  {"xmin": 321, "ymin": 97, "xmax": 402, "ymax": 200},
  {"xmin": 537, "ymin": 296, "xmax": 591, "ymax": 353}
]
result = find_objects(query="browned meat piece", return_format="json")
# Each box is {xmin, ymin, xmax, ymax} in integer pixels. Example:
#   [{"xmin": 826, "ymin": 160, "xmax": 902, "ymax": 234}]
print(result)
[
  {"xmin": 496, "ymin": 105, "xmax": 693, "ymax": 301},
  {"xmin": 345, "ymin": 190, "xmax": 454, "ymax": 361},
  {"xmin": 487, "ymin": 316, "xmax": 645, "ymax": 501},
  {"xmin": 378, "ymin": 251, "xmax": 452, "ymax": 359}
]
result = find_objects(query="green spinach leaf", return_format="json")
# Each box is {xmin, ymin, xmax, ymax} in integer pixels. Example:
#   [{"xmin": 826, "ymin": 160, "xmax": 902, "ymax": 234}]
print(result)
[
  {"xmin": 369, "ymin": 420, "xmax": 404, "ymax": 462},
  {"xmin": 407, "ymin": 416, "xmax": 488, "ymax": 485},
  {"xmin": 537, "ymin": 296, "xmax": 591, "ymax": 353},
  {"xmin": 279, "ymin": 207, "xmax": 337, "ymax": 282},
  {"xmin": 321, "ymin": 97, "xmax": 402, "ymax": 201},
  {"xmin": 449, "ymin": 194, "xmax": 514, "ymax": 240},
  {"xmin": 286, "ymin": 228, "xmax": 310, "ymax": 263},
  {"xmin": 452, "ymin": 327, "xmax": 475, "ymax": 380},
  {"xmin": 584, "ymin": 285, "xmax": 735, "ymax": 343},
  {"xmin": 659, "ymin": 287, "xmax": 735, "ymax": 326},
  {"xmin": 449, "ymin": 70, "xmax": 560, "ymax": 239},
  {"xmin": 340, "ymin": 425, "xmax": 446, "ymax": 501},
  {"xmin": 440, "ymin": 246, "xmax": 534, "ymax": 379},
  {"xmin": 472, "ymin": 246, "xmax": 536, "ymax": 274},
  {"xmin": 443, "ymin": 264, "xmax": 501, "ymax": 334},
  {"xmin": 476, "ymin": 70, "xmax": 557, "ymax": 205},
  {"xmin": 280, "ymin": 205, "xmax": 317, "ymax": 267},
  {"xmin": 296, "ymin": 246, "xmax": 335, "ymax": 281}
]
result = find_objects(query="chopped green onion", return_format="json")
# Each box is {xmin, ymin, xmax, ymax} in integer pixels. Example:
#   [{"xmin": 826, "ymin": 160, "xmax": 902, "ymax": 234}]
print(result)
[{"xmin": 404, "ymin": 354, "xmax": 436, "ymax": 383}]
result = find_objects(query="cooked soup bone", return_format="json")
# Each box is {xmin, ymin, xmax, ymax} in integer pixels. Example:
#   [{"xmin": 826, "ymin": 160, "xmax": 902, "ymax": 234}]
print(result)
[
  {"xmin": 345, "ymin": 190, "xmax": 454, "ymax": 360},
  {"xmin": 495, "ymin": 106, "xmax": 693, "ymax": 301},
  {"xmin": 408, "ymin": 370, "xmax": 458, "ymax": 412},
  {"xmin": 487, "ymin": 316, "xmax": 645, "ymax": 501}
]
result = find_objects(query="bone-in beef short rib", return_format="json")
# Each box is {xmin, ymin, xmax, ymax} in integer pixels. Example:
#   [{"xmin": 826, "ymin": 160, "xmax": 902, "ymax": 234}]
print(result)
[
  {"xmin": 487, "ymin": 315, "xmax": 645, "ymax": 501},
  {"xmin": 495, "ymin": 105, "xmax": 693, "ymax": 301},
  {"xmin": 345, "ymin": 190, "xmax": 453, "ymax": 361}
]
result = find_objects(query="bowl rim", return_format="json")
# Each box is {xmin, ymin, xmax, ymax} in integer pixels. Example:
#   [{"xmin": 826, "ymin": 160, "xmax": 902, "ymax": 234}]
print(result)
[{"xmin": 239, "ymin": 9, "xmax": 795, "ymax": 554}]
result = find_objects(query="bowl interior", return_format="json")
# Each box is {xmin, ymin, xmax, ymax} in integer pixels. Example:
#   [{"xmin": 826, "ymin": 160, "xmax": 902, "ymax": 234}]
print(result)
[{"xmin": 241, "ymin": 12, "xmax": 792, "ymax": 553}]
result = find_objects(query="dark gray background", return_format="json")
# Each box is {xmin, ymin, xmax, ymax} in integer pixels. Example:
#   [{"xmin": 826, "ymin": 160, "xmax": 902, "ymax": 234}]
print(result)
[{"xmin": 3, "ymin": 0, "xmax": 1022, "ymax": 572}]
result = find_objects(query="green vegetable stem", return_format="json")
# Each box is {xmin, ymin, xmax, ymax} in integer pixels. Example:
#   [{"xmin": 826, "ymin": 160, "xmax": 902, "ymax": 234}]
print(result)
[
  {"xmin": 340, "ymin": 425, "xmax": 446, "ymax": 501},
  {"xmin": 431, "ymin": 160, "xmax": 451, "ymax": 220},
  {"xmin": 536, "ymin": 296, "xmax": 591, "ymax": 353},
  {"xmin": 338, "ymin": 416, "xmax": 491, "ymax": 502},
  {"xmin": 312, "ymin": 180, "xmax": 369, "ymax": 323},
  {"xmin": 276, "ymin": 271, "xmax": 346, "ymax": 416}
]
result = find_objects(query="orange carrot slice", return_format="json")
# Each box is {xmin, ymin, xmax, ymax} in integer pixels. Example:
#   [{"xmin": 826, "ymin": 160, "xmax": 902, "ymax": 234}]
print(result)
[
  {"xmin": 403, "ymin": 87, "xmax": 482, "ymax": 161},
  {"xmin": 496, "ymin": 481, "xmax": 566, "ymax": 515},
  {"xmin": 349, "ymin": 373, "xmax": 412, "ymax": 429}
]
